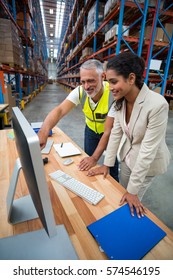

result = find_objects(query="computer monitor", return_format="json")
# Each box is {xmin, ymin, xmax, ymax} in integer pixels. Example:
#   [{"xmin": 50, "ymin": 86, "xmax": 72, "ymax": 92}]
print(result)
[{"xmin": 0, "ymin": 107, "xmax": 78, "ymax": 260}]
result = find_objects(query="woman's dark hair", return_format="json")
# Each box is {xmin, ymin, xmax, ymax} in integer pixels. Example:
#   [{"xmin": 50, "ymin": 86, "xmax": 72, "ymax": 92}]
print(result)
[{"xmin": 106, "ymin": 52, "xmax": 145, "ymax": 89}]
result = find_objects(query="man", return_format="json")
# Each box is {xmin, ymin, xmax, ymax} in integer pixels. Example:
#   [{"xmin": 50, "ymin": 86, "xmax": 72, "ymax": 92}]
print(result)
[{"xmin": 38, "ymin": 59, "xmax": 119, "ymax": 181}]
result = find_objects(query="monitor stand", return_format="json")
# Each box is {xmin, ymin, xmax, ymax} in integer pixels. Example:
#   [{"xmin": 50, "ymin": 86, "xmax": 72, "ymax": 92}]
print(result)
[
  {"xmin": 6, "ymin": 158, "xmax": 38, "ymax": 224},
  {"xmin": 4, "ymin": 160, "xmax": 79, "ymax": 259},
  {"xmin": 2, "ymin": 158, "xmax": 79, "ymax": 260},
  {"xmin": 0, "ymin": 225, "xmax": 79, "ymax": 260}
]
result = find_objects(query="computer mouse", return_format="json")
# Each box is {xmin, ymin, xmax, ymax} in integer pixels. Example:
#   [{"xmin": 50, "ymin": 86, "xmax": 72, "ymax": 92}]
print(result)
[
  {"xmin": 43, "ymin": 157, "xmax": 48, "ymax": 165},
  {"xmin": 63, "ymin": 158, "xmax": 74, "ymax": 165}
]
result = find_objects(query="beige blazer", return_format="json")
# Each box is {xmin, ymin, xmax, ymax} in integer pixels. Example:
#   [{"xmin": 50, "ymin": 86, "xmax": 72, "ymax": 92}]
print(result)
[{"xmin": 104, "ymin": 83, "xmax": 171, "ymax": 195}]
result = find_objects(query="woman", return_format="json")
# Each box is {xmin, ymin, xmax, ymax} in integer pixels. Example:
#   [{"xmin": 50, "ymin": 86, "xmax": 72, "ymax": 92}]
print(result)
[{"xmin": 87, "ymin": 52, "xmax": 170, "ymax": 218}]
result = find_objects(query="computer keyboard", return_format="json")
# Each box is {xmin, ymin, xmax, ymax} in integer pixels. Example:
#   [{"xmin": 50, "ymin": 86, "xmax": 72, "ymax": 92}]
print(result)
[{"xmin": 49, "ymin": 169, "xmax": 104, "ymax": 205}]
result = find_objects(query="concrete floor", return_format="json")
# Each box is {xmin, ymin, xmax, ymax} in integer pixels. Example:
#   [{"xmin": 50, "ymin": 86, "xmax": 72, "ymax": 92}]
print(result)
[{"xmin": 23, "ymin": 83, "xmax": 173, "ymax": 231}]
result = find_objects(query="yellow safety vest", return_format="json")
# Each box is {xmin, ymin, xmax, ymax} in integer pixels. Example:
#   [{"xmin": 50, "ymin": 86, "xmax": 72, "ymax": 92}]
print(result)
[{"xmin": 79, "ymin": 81, "xmax": 112, "ymax": 134}]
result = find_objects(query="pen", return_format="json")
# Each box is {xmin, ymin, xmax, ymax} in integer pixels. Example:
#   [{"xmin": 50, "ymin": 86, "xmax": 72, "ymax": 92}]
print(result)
[{"xmin": 61, "ymin": 143, "xmax": 63, "ymax": 148}]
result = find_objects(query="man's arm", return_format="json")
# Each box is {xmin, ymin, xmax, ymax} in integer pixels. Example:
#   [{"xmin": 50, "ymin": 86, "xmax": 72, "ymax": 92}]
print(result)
[
  {"xmin": 38, "ymin": 99, "xmax": 76, "ymax": 149},
  {"xmin": 79, "ymin": 116, "xmax": 114, "ymax": 170}
]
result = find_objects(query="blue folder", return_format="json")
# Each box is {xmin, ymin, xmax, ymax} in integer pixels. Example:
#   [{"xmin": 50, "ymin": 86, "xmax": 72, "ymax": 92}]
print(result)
[{"xmin": 87, "ymin": 204, "xmax": 166, "ymax": 260}]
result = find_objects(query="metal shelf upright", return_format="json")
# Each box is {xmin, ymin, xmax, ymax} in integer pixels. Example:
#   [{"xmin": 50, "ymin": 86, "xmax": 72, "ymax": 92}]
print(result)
[
  {"xmin": 114, "ymin": 0, "xmax": 149, "ymax": 56},
  {"xmin": 144, "ymin": 0, "xmax": 173, "ymax": 95}
]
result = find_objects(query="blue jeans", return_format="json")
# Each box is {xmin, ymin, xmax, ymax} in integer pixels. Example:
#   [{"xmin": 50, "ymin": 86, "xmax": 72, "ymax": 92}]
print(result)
[{"xmin": 84, "ymin": 125, "xmax": 119, "ymax": 182}]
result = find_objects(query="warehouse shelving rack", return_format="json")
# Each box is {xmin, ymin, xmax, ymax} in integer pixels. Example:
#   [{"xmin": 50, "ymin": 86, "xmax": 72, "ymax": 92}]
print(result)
[
  {"xmin": 144, "ymin": 0, "xmax": 173, "ymax": 96},
  {"xmin": 56, "ymin": 0, "xmax": 173, "ymax": 98},
  {"xmin": 0, "ymin": 0, "xmax": 48, "ymax": 116},
  {"xmin": 58, "ymin": 0, "xmax": 74, "ymax": 54}
]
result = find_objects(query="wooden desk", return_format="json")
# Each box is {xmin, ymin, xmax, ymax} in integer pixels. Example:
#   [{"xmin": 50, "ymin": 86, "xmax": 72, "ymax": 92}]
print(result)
[
  {"xmin": 1, "ymin": 127, "xmax": 173, "ymax": 260},
  {"xmin": 0, "ymin": 103, "xmax": 9, "ymax": 112}
]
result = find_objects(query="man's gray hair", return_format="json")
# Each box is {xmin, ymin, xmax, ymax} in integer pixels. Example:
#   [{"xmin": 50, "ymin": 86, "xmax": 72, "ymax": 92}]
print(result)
[{"xmin": 80, "ymin": 59, "xmax": 104, "ymax": 75}]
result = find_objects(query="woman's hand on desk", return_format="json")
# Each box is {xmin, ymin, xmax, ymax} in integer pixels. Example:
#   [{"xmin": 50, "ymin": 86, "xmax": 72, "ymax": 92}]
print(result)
[
  {"xmin": 87, "ymin": 165, "xmax": 109, "ymax": 179},
  {"xmin": 119, "ymin": 192, "xmax": 146, "ymax": 218},
  {"xmin": 78, "ymin": 156, "xmax": 97, "ymax": 171}
]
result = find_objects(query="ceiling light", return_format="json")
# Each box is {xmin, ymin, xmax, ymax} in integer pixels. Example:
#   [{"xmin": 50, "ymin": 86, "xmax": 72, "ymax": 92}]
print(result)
[
  {"xmin": 50, "ymin": 45, "xmax": 53, "ymax": 47},
  {"xmin": 54, "ymin": 49, "xmax": 58, "ymax": 58},
  {"xmin": 50, "ymin": 40, "xmax": 53, "ymax": 43},
  {"xmin": 55, "ymin": 1, "xmax": 65, "ymax": 38},
  {"xmin": 50, "ymin": 33, "xmax": 54, "ymax": 37},
  {"xmin": 50, "ymin": 24, "xmax": 53, "ymax": 28},
  {"xmin": 39, "ymin": 0, "xmax": 47, "ymax": 37},
  {"xmin": 50, "ymin": 9, "xmax": 53, "ymax": 14}
]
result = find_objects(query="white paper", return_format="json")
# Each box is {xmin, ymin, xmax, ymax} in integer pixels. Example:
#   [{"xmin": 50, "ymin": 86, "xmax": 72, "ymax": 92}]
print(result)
[{"xmin": 53, "ymin": 142, "xmax": 81, "ymax": 157}]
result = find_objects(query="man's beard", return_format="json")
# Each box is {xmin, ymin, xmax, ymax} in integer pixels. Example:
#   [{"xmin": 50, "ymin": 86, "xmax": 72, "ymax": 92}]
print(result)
[{"xmin": 85, "ymin": 83, "xmax": 102, "ymax": 98}]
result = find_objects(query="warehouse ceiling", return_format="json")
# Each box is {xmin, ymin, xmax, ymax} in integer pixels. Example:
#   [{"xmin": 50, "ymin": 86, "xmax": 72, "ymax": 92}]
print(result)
[{"xmin": 39, "ymin": 0, "xmax": 73, "ymax": 61}]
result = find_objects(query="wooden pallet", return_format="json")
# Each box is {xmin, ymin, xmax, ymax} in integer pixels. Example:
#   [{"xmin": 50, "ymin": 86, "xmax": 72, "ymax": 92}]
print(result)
[
  {"xmin": 103, "ymin": 36, "xmax": 116, "ymax": 47},
  {"xmin": 83, "ymin": 32, "xmax": 94, "ymax": 43},
  {"xmin": 79, "ymin": 54, "xmax": 91, "ymax": 61},
  {"xmin": 0, "ymin": 62, "xmax": 22, "ymax": 70}
]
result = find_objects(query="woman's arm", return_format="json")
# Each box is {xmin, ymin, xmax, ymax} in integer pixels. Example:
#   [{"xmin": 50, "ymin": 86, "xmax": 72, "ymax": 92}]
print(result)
[
  {"xmin": 79, "ymin": 116, "xmax": 114, "ymax": 170},
  {"xmin": 87, "ymin": 113, "xmax": 123, "ymax": 176}
]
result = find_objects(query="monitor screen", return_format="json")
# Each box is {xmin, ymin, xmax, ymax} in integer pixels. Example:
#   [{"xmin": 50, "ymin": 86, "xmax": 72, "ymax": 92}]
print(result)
[{"xmin": 11, "ymin": 107, "xmax": 56, "ymax": 238}]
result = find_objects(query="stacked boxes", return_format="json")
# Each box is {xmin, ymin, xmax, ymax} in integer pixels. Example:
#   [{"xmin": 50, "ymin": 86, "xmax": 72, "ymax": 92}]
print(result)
[
  {"xmin": 16, "ymin": 12, "xmax": 32, "ymax": 39},
  {"xmin": 144, "ymin": 24, "xmax": 173, "ymax": 42},
  {"xmin": 104, "ymin": 0, "xmax": 163, "ymax": 17},
  {"xmin": 82, "ymin": 25, "xmax": 88, "ymax": 40},
  {"xmin": 104, "ymin": 24, "xmax": 130, "ymax": 42},
  {"xmin": 0, "ymin": 18, "xmax": 24, "ymax": 67},
  {"xmin": 24, "ymin": 47, "xmax": 35, "ymax": 72},
  {"xmin": 3, "ymin": 84, "xmax": 16, "ymax": 121},
  {"xmin": 82, "ymin": 47, "xmax": 93, "ymax": 58},
  {"xmin": 26, "ymin": 0, "xmax": 33, "ymax": 17},
  {"xmin": 104, "ymin": 0, "xmax": 117, "ymax": 17},
  {"xmin": 144, "ymin": 26, "xmax": 164, "ymax": 41},
  {"xmin": 163, "ymin": 23, "xmax": 173, "ymax": 43},
  {"xmin": 86, "ymin": 2, "xmax": 105, "ymax": 36}
]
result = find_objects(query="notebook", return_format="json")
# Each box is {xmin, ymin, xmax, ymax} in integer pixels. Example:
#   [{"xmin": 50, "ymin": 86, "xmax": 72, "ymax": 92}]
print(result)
[
  {"xmin": 87, "ymin": 204, "xmax": 166, "ymax": 260},
  {"xmin": 53, "ymin": 142, "xmax": 81, "ymax": 158}
]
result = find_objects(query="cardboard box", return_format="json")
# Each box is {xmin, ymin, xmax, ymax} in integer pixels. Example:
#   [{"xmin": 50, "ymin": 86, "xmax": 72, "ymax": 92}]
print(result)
[
  {"xmin": 144, "ymin": 26, "xmax": 151, "ymax": 39},
  {"xmin": 110, "ymin": 24, "xmax": 118, "ymax": 37},
  {"xmin": 104, "ymin": 0, "xmax": 112, "ymax": 16},
  {"xmin": 169, "ymin": 100, "xmax": 173, "ymax": 110},
  {"xmin": 82, "ymin": 47, "xmax": 93, "ymax": 57},
  {"xmin": 155, "ymin": 27, "xmax": 164, "ymax": 41},
  {"xmin": 148, "ymin": 0, "xmax": 163, "ymax": 9},
  {"xmin": 163, "ymin": 23, "xmax": 173, "ymax": 43},
  {"xmin": 4, "ymin": 85, "xmax": 16, "ymax": 119},
  {"xmin": 153, "ymin": 87, "xmax": 161, "ymax": 94},
  {"xmin": 105, "ymin": 29, "xmax": 112, "ymax": 41},
  {"xmin": 144, "ymin": 26, "xmax": 164, "ymax": 41}
]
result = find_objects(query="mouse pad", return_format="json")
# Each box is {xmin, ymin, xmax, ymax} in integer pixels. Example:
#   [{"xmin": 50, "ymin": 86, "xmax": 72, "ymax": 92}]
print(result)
[{"xmin": 87, "ymin": 204, "xmax": 166, "ymax": 260}]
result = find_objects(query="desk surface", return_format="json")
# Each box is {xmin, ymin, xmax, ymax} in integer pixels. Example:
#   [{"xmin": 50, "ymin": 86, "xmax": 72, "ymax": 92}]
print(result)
[
  {"xmin": 1, "ymin": 127, "xmax": 173, "ymax": 260},
  {"xmin": 0, "ymin": 104, "xmax": 8, "ymax": 112}
]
